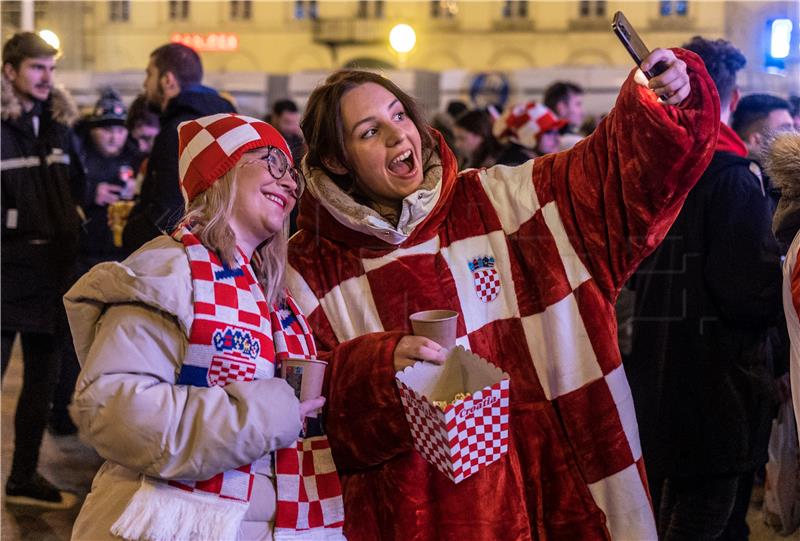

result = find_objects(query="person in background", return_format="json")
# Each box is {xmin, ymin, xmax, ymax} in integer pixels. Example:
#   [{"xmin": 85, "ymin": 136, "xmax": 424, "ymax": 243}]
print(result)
[
  {"xmin": 733, "ymin": 94, "xmax": 795, "ymax": 160},
  {"xmin": 492, "ymin": 101, "xmax": 567, "ymax": 166},
  {"xmin": 122, "ymin": 42, "xmax": 235, "ymax": 254},
  {"xmin": 66, "ymin": 114, "xmax": 342, "ymax": 541},
  {"xmin": 543, "ymin": 81, "xmax": 585, "ymax": 150},
  {"xmin": 430, "ymin": 99, "xmax": 467, "ymax": 156},
  {"xmin": 48, "ymin": 89, "xmax": 146, "ymax": 437},
  {"xmin": 270, "ymin": 99, "xmax": 306, "ymax": 234},
  {"xmin": 732, "ymin": 94, "xmax": 794, "ymax": 214},
  {"xmin": 1, "ymin": 31, "xmax": 84, "ymax": 509},
  {"xmin": 287, "ymin": 47, "xmax": 718, "ymax": 540},
  {"xmin": 126, "ymin": 93, "xmax": 160, "ymax": 156},
  {"xmin": 75, "ymin": 88, "xmax": 144, "ymax": 268},
  {"xmin": 452, "ymin": 109, "xmax": 502, "ymax": 169},
  {"xmin": 627, "ymin": 36, "xmax": 782, "ymax": 540}
]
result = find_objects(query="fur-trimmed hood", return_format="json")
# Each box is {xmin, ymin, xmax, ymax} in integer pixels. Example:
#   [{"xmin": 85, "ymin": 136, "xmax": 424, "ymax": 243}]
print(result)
[
  {"xmin": 768, "ymin": 132, "xmax": 800, "ymax": 251},
  {"xmin": 1, "ymin": 73, "xmax": 79, "ymax": 126}
]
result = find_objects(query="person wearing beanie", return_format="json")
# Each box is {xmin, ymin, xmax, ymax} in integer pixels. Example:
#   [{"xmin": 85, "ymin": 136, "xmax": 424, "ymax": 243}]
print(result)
[
  {"xmin": 492, "ymin": 100, "xmax": 568, "ymax": 166},
  {"xmin": 1, "ymin": 31, "xmax": 84, "ymax": 509},
  {"xmin": 48, "ymin": 88, "xmax": 147, "ymax": 438},
  {"xmin": 73, "ymin": 88, "xmax": 144, "ymax": 266},
  {"xmin": 64, "ymin": 113, "xmax": 344, "ymax": 541}
]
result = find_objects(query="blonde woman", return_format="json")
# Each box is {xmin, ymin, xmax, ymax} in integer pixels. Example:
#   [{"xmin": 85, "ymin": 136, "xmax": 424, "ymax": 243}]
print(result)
[{"xmin": 65, "ymin": 114, "xmax": 344, "ymax": 541}]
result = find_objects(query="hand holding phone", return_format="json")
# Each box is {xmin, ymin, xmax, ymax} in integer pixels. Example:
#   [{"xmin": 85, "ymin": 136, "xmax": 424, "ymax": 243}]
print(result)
[{"xmin": 612, "ymin": 11, "xmax": 668, "ymax": 78}]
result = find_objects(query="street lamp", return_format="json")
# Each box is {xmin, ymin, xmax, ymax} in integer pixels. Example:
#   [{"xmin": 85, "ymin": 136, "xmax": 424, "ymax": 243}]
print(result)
[
  {"xmin": 38, "ymin": 29, "xmax": 60, "ymax": 51},
  {"xmin": 389, "ymin": 23, "xmax": 416, "ymax": 68}
]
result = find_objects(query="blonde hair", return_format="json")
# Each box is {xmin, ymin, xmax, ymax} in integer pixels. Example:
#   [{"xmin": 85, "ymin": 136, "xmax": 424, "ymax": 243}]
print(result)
[{"xmin": 181, "ymin": 162, "xmax": 289, "ymax": 306}]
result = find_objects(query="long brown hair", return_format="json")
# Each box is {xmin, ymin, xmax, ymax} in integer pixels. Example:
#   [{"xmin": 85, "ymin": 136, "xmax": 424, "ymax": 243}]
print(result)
[
  {"xmin": 301, "ymin": 70, "xmax": 434, "ymax": 192},
  {"xmin": 181, "ymin": 158, "xmax": 288, "ymax": 305}
]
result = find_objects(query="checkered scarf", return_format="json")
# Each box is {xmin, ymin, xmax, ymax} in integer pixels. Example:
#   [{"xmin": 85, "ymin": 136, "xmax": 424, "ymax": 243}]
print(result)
[{"xmin": 109, "ymin": 228, "xmax": 344, "ymax": 541}]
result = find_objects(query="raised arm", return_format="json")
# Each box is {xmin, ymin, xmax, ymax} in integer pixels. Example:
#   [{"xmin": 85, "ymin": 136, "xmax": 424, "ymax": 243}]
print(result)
[{"xmin": 535, "ymin": 48, "xmax": 720, "ymax": 299}]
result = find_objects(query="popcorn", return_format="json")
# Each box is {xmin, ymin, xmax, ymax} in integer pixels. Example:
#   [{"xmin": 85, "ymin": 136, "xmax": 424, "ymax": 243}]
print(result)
[{"xmin": 432, "ymin": 392, "xmax": 472, "ymax": 410}]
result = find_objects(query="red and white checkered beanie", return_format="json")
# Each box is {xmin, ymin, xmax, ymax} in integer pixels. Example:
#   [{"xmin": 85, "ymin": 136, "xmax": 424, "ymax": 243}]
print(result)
[
  {"xmin": 492, "ymin": 101, "xmax": 568, "ymax": 150},
  {"xmin": 178, "ymin": 113, "xmax": 292, "ymax": 202}
]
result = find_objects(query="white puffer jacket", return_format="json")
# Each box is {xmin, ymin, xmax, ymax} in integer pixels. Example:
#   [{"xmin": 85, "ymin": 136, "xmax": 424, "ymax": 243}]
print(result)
[{"xmin": 65, "ymin": 235, "xmax": 302, "ymax": 541}]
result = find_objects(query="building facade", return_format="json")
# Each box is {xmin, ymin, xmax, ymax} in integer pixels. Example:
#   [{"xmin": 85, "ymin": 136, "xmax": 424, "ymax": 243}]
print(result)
[{"xmin": 2, "ymin": 1, "xmax": 797, "ymax": 116}]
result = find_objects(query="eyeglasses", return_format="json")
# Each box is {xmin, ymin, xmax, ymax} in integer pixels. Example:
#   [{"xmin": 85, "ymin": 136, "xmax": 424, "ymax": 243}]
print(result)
[{"xmin": 242, "ymin": 146, "xmax": 305, "ymax": 199}]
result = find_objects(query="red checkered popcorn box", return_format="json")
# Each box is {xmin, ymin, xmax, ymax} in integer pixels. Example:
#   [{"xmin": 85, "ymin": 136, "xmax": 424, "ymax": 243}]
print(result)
[{"xmin": 395, "ymin": 346, "xmax": 510, "ymax": 483}]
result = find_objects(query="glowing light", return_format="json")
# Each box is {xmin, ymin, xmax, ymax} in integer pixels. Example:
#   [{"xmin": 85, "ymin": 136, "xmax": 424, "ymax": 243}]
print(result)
[
  {"xmin": 389, "ymin": 24, "xmax": 416, "ymax": 54},
  {"xmin": 770, "ymin": 19, "xmax": 792, "ymax": 59},
  {"xmin": 170, "ymin": 33, "xmax": 239, "ymax": 52},
  {"xmin": 38, "ymin": 30, "xmax": 60, "ymax": 51}
]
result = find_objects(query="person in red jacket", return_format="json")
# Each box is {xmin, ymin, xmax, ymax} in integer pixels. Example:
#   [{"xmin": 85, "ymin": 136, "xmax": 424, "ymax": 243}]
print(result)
[{"xmin": 287, "ymin": 48, "xmax": 719, "ymax": 540}]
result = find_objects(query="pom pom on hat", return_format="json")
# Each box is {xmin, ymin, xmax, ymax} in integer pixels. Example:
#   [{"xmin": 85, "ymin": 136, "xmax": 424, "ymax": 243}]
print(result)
[
  {"xmin": 492, "ymin": 101, "xmax": 568, "ymax": 150},
  {"xmin": 88, "ymin": 88, "xmax": 127, "ymax": 127},
  {"xmin": 178, "ymin": 113, "xmax": 292, "ymax": 203}
]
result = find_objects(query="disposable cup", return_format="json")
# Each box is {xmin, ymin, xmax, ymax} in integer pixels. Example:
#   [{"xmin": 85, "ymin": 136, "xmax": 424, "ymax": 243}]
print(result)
[
  {"xmin": 280, "ymin": 358, "xmax": 327, "ymax": 418},
  {"xmin": 409, "ymin": 310, "xmax": 459, "ymax": 348}
]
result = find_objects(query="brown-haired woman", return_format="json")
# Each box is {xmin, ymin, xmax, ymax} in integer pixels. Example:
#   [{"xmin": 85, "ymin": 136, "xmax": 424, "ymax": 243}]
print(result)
[{"xmin": 288, "ymin": 49, "xmax": 720, "ymax": 540}]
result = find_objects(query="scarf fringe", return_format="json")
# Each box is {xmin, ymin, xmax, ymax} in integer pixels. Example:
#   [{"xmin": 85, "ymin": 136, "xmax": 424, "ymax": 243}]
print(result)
[{"xmin": 110, "ymin": 478, "xmax": 248, "ymax": 541}]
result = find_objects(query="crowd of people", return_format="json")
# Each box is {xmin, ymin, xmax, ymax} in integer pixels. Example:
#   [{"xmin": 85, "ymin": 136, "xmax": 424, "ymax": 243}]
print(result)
[{"xmin": 2, "ymin": 28, "xmax": 800, "ymax": 541}]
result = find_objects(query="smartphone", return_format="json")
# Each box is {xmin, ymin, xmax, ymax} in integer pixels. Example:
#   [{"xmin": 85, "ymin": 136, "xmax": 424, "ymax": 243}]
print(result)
[{"xmin": 612, "ymin": 11, "xmax": 668, "ymax": 79}]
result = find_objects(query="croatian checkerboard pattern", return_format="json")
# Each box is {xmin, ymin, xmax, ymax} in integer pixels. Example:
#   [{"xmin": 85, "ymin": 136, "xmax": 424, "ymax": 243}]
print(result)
[{"xmin": 397, "ymin": 378, "xmax": 510, "ymax": 483}]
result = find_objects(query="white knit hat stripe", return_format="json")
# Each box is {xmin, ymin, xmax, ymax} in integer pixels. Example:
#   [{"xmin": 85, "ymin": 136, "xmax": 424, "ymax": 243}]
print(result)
[
  {"xmin": 195, "ymin": 113, "xmax": 233, "ymax": 127},
  {"xmin": 179, "ymin": 128, "xmax": 216, "ymax": 181},
  {"xmin": 216, "ymin": 123, "xmax": 262, "ymax": 156}
]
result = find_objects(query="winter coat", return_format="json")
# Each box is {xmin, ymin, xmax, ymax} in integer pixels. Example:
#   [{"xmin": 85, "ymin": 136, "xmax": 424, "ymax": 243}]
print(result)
[
  {"xmin": 286, "ymin": 50, "xmax": 719, "ymax": 541},
  {"xmin": 122, "ymin": 86, "xmax": 235, "ymax": 253},
  {"xmin": 627, "ymin": 123, "xmax": 783, "ymax": 480},
  {"xmin": 1, "ymin": 75, "xmax": 85, "ymax": 333},
  {"xmin": 65, "ymin": 235, "xmax": 303, "ymax": 541}
]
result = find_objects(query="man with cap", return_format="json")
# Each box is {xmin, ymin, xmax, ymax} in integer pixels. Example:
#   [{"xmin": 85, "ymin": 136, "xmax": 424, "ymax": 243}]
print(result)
[
  {"xmin": 1, "ymin": 31, "xmax": 83, "ymax": 508},
  {"xmin": 492, "ymin": 101, "xmax": 568, "ymax": 166}
]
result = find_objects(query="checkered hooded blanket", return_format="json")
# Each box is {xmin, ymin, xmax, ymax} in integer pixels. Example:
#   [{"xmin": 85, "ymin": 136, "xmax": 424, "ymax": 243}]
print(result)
[
  {"xmin": 286, "ymin": 50, "xmax": 720, "ymax": 540},
  {"xmin": 110, "ymin": 228, "xmax": 344, "ymax": 541}
]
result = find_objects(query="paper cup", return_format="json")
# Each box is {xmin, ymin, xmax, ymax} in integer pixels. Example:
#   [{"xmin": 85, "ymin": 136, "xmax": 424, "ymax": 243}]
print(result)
[
  {"xmin": 409, "ymin": 310, "xmax": 459, "ymax": 348},
  {"xmin": 280, "ymin": 358, "xmax": 327, "ymax": 418}
]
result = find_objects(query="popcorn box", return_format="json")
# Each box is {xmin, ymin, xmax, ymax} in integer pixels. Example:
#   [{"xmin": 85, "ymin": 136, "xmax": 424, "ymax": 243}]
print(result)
[{"xmin": 395, "ymin": 346, "xmax": 510, "ymax": 483}]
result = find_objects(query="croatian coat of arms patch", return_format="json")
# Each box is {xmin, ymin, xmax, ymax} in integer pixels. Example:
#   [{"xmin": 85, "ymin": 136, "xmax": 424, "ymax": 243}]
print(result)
[{"xmin": 469, "ymin": 256, "xmax": 500, "ymax": 303}]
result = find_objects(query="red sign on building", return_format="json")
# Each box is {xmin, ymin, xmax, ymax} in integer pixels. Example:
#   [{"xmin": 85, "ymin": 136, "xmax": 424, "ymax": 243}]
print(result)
[{"xmin": 170, "ymin": 33, "xmax": 239, "ymax": 52}]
